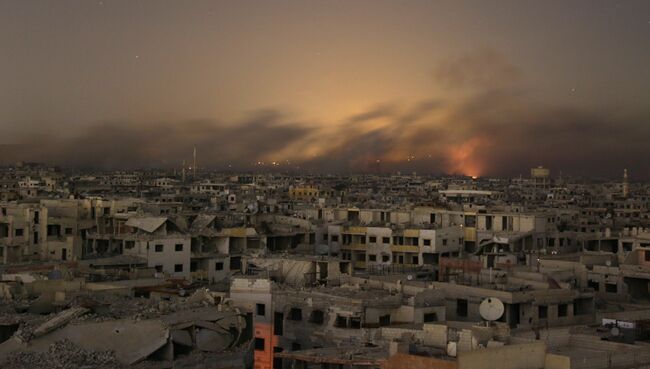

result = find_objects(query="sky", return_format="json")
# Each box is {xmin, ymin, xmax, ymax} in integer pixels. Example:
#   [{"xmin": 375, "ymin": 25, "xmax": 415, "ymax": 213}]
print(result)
[{"xmin": 1, "ymin": 0, "xmax": 649, "ymax": 178}]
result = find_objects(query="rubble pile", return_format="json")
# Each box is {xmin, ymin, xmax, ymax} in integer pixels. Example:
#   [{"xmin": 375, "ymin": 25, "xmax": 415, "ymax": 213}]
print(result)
[{"xmin": 2, "ymin": 339, "xmax": 125, "ymax": 369}]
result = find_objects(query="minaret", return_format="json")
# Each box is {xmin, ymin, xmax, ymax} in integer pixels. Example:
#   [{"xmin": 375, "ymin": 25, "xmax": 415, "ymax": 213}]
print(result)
[
  {"xmin": 182, "ymin": 160, "xmax": 186, "ymax": 183},
  {"xmin": 193, "ymin": 147, "xmax": 197, "ymax": 179},
  {"xmin": 623, "ymin": 169, "xmax": 629, "ymax": 198}
]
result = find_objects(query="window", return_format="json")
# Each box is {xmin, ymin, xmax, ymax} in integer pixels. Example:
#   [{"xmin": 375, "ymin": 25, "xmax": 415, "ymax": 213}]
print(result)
[
  {"xmin": 369, "ymin": 236, "xmax": 377, "ymax": 243},
  {"xmin": 379, "ymin": 314, "xmax": 391, "ymax": 326},
  {"xmin": 155, "ymin": 265, "xmax": 163, "ymax": 272},
  {"xmin": 356, "ymin": 253, "xmax": 365, "ymax": 261},
  {"xmin": 350, "ymin": 317, "xmax": 361, "ymax": 329},
  {"xmin": 174, "ymin": 264, "xmax": 183, "ymax": 273},
  {"xmin": 382, "ymin": 254, "xmax": 390, "ymax": 262},
  {"xmin": 558, "ymin": 304, "xmax": 568, "ymax": 317},
  {"xmin": 309, "ymin": 310, "xmax": 324, "ymax": 325},
  {"xmin": 423, "ymin": 239, "xmax": 431, "ymax": 246},
  {"xmin": 442, "ymin": 239, "xmax": 448, "ymax": 246},
  {"xmin": 215, "ymin": 262, "xmax": 224, "ymax": 271},
  {"xmin": 457, "ymin": 299, "xmax": 468, "ymax": 317},
  {"xmin": 412, "ymin": 256, "xmax": 419, "ymax": 265},
  {"xmin": 255, "ymin": 337, "xmax": 265, "ymax": 351},
  {"xmin": 291, "ymin": 342, "xmax": 301, "ymax": 351},
  {"xmin": 175, "ymin": 244, "xmax": 183, "ymax": 252},
  {"xmin": 65, "ymin": 228, "xmax": 73, "ymax": 235},
  {"xmin": 155, "ymin": 244, "xmax": 163, "ymax": 252},
  {"xmin": 15, "ymin": 228, "xmax": 23, "ymax": 237},
  {"xmin": 645, "ymin": 251, "xmax": 650, "ymax": 262},
  {"xmin": 368, "ymin": 254, "xmax": 377, "ymax": 262},
  {"xmin": 538, "ymin": 305, "xmax": 548, "ymax": 319},
  {"xmin": 274, "ymin": 312, "xmax": 284, "ymax": 335},
  {"xmin": 331, "ymin": 235, "xmax": 339, "ymax": 242},
  {"xmin": 424, "ymin": 312, "xmax": 437, "ymax": 322},
  {"xmin": 588, "ymin": 280, "xmax": 599, "ymax": 291},
  {"xmin": 289, "ymin": 308, "xmax": 302, "ymax": 321},
  {"xmin": 382, "ymin": 237, "xmax": 390, "ymax": 244},
  {"xmin": 256, "ymin": 303, "xmax": 266, "ymax": 316},
  {"xmin": 605, "ymin": 284, "xmax": 618, "ymax": 293}
]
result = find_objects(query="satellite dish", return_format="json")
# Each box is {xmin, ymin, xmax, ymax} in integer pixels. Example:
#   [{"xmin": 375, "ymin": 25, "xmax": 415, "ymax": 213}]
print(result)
[
  {"xmin": 479, "ymin": 297, "xmax": 505, "ymax": 321},
  {"xmin": 605, "ymin": 260, "xmax": 612, "ymax": 267},
  {"xmin": 406, "ymin": 274, "xmax": 414, "ymax": 281},
  {"xmin": 610, "ymin": 327, "xmax": 620, "ymax": 337}
]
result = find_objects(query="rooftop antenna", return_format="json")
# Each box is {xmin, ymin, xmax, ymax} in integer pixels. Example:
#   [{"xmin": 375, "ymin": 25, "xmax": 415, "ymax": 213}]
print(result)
[
  {"xmin": 623, "ymin": 169, "xmax": 629, "ymax": 198},
  {"xmin": 193, "ymin": 147, "xmax": 197, "ymax": 179}
]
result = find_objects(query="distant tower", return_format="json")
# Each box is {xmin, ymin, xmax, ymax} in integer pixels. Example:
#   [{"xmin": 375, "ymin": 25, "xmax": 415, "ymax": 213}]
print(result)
[
  {"xmin": 193, "ymin": 147, "xmax": 197, "ymax": 179},
  {"xmin": 182, "ymin": 160, "xmax": 186, "ymax": 183},
  {"xmin": 623, "ymin": 169, "xmax": 629, "ymax": 198}
]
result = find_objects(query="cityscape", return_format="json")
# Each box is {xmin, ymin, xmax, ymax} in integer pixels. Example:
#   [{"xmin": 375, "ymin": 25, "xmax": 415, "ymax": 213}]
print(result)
[{"xmin": 1, "ymin": 1, "xmax": 650, "ymax": 369}]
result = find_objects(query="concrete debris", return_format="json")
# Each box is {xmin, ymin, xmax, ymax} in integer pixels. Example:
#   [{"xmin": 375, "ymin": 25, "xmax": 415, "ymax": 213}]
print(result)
[
  {"xmin": 2, "ymin": 339, "xmax": 124, "ymax": 369},
  {"xmin": 33, "ymin": 307, "xmax": 89, "ymax": 337}
]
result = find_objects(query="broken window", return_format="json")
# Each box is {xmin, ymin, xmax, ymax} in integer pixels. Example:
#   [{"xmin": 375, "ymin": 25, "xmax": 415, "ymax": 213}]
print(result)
[
  {"xmin": 558, "ymin": 304, "xmax": 568, "ymax": 317},
  {"xmin": 382, "ymin": 254, "xmax": 390, "ymax": 262},
  {"xmin": 174, "ymin": 264, "xmax": 183, "ymax": 273},
  {"xmin": 288, "ymin": 308, "xmax": 302, "ymax": 321},
  {"xmin": 412, "ymin": 256, "xmax": 419, "ymax": 265},
  {"xmin": 605, "ymin": 284, "xmax": 618, "ymax": 293},
  {"xmin": 274, "ymin": 312, "xmax": 284, "ymax": 335},
  {"xmin": 538, "ymin": 305, "xmax": 548, "ymax": 319},
  {"xmin": 335, "ymin": 315, "xmax": 347, "ymax": 328},
  {"xmin": 309, "ymin": 310, "xmax": 324, "ymax": 325},
  {"xmin": 155, "ymin": 244, "xmax": 163, "ymax": 252},
  {"xmin": 256, "ymin": 303, "xmax": 266, "ymax": 316},
  {"xmin": 215, "ymin": 262, "xmax": 224, "ymax": 271},
  {"xmin": 368, "ymin": 254, "xmax": 377, "ymax": 262},
  {"xmin": 331, "ymin": 235, "xmax": 339, "ymax": 242},
  {"xmin": 457, "ymin": 299, "xmax": 468, "ymax": 317},
  {"xmin": 350, "ymin": 317, "xmax": 361, "ymax": 329},
  {"xmin": 588, "ymin": 280, "xmax": 599, "ymax": 291},
  {"xmin": 423, "ymin": 312, "xmax": 437, "ymax": 322},
  {"xmin": 155, "ymin": 265, "xmax": 163, "ymax": 273},
  {"xmin": 254, "ymin": 337, "xmax": 265, "ymax": 351},
  {"xmin": 379, "ymin": 314, "xmax": 391, "ymax": 326},
  {"xmin": 65, "ymin": 228, "xmax": 73, "ymax": 235},
  {"xmin": 175, "ymin": 244, "xmax": 183, "ymax": 252},
  {"xmin": 15, "ymin": 228, "xmax": 23, "ymax": 237}
]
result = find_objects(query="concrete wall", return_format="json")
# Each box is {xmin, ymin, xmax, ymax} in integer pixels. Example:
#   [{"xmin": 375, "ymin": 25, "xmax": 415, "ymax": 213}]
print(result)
[{"xmin": 458, "ymin": 342, "xmax": 547, "ymax": 369}]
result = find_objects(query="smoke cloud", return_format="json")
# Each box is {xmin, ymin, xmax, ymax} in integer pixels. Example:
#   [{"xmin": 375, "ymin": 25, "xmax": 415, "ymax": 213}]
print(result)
[{"xmin": 2, "ymin": 50, "xmax": 649, "ymax": 179}]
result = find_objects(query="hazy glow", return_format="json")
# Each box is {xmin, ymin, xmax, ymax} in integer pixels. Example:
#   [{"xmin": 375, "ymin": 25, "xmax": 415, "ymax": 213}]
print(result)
[{"xmin": 1, "ymin": 1, "xmax": 649, "ymax": 177}]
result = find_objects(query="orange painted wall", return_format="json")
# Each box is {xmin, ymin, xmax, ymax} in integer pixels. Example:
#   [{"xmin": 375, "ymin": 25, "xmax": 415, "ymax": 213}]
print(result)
[{"xmin": 254, "ymin": 322, "xmax": 279, "ymax": 369}]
